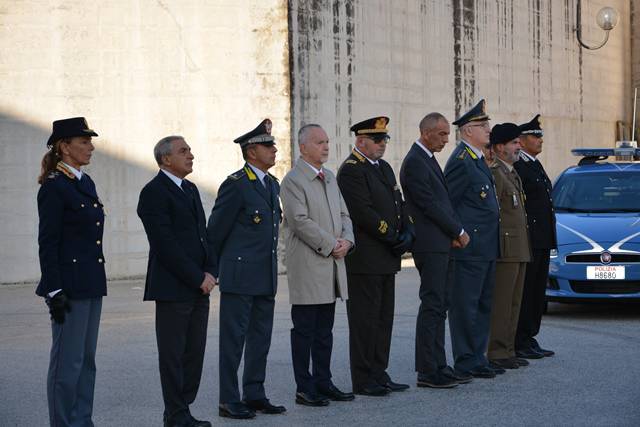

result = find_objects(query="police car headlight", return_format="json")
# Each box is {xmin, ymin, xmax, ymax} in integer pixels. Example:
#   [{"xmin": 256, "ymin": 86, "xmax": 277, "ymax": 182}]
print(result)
[{"xmin": 550, "ymin": 249, "xmax": 558, "ymax": 258}]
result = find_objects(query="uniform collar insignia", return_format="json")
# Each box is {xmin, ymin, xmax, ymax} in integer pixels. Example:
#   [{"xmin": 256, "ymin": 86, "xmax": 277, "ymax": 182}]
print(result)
[
  {"xmin": 244, "ymin": 165, "xmax": 257, "ymax": 181},
  {"xmin": 56, "ymin": 162, "xmax": 76, "ymax": 179},
  {"xmin": 351, "ymin": 149, "xmax": 366, "ymax": 163},
  {"xmin": 464, "ymin": 145, "xmax": 478, "ymax": 160}
]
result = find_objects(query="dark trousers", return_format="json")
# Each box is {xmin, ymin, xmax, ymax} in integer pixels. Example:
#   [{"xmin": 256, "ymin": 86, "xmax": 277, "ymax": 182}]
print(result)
[
  {"xmin": 48, "ymin": 297, "xmax": 102, "ymax": 427},
  {"xmin": 291, "ymin": 303, "xmax": 336, "ymax": 394},
  {"xmin": 516, "ymin": 249, "xmax": 551, "ymax": 350},
  {"xmin": 449, "ymin": 260, "xmax": 496, "ymax": 372},
  {"xmin": 155, "ymin": 297, "xmax": 209, "ymax": 423},
  {"xmin": 414, "ymin": 252, "xmax": 453, "ymax": 375},
  {"xmin": 219, "ymin": 292, "xmax": 275, "ymax": 404},
  {"xmin": 346, "ymin": 273, "xmax": 394, "ymax": 390}
]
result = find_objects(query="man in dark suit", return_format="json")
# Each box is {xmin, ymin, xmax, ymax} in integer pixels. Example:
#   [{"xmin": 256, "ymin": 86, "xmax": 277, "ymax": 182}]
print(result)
[
  {"xmin": 444, "ymin": 100, "xmax": 502, "ymax": 379},
  {"xmin": 137, "ymin": 135, "xmax": 215, "ymax": 427},
  {"xmin": 514, "ymin": 115, "xmax": 557, "ymax": 359},
  {"xmin": 400, "ymin": 112, "xmax": 471, "ymax": 389},
  {"xmin": 207, "ymin": 119, "xmax": 285, "ymax": 419},
  {"xmin": 337, "ymin": 116, "xmax": 413, "ymax": 397}
]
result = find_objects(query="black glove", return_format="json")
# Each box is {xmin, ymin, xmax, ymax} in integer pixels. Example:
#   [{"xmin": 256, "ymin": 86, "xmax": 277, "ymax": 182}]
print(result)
[
  {"xmin": 392, "ymin": 230, "xmax": 414, "ymax": 256},
  {"xmin": 45, "ymin": 292, "xmax": 71, "ymax": 324}
]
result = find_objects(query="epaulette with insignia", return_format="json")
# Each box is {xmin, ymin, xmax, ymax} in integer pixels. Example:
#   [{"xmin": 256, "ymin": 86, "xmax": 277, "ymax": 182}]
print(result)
[
  {"xmin": 351, "ymin": 149, "xmax": 366, "ymax": 163},
  {"xmin": 56, "ymin": 162, "xmax": 76, "ymax": 179},
  {"xmin": 456, "ymin": 148, "xmax": 467, "ymax": 160},
  {"xmin": 47, "ymin": 171, "xmax": 60, "ymax": 180},
  {"xmin": 345, "ymin": 159, "xmax": 358, "ymax": 165},
  {"xmin": 228, "ymin": 169, "xmax": 247, "ymax": 181}
]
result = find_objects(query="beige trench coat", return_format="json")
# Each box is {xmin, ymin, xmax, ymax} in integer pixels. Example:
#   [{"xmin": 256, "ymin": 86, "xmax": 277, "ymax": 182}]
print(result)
[{"xmin": 280, "ymin": 159, "xmax": 354, "ymax": 305}]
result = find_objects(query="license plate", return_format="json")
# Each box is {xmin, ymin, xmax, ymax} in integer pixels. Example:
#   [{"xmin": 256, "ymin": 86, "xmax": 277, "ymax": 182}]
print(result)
[{"xmin": 586, "ymin": 266, "xmax": 625, "ymax": 280}]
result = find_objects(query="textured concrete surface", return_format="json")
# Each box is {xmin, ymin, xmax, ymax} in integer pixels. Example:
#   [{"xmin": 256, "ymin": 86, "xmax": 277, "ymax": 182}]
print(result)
[
  {"xmin": 0, "ymin": 0, "xmax": 291, "ymax": 283},
  {"xmin": 1, "ymin": 266, "xmax": 639, "ymax": 426}
]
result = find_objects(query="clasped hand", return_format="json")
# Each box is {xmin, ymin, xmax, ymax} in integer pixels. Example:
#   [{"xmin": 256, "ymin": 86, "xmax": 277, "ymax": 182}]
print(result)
[{"xmin": 331, "ymin": 238, "xmax": 352, "ymax": 259}]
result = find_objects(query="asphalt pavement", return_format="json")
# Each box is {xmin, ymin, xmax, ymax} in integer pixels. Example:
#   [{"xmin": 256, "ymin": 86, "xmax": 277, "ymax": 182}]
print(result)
[{"xmin": 1, "ymin": 266, "xmax": 639, "ymax": 426}]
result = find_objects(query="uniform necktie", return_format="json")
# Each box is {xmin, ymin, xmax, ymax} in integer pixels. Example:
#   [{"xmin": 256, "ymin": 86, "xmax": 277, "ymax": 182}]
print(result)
[{"xmin": 264, "ymin": 175, "xmax": 273, "ymax": 199}]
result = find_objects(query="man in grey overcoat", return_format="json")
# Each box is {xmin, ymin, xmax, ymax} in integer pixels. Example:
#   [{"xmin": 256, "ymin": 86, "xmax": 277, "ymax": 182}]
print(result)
[{"xmin": 280, "ymin": 123, "xmax": 355, "ymax": 407}]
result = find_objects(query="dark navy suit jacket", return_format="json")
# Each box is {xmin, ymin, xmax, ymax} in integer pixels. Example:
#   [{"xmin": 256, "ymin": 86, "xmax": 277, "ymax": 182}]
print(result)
[
  {"xmin": 400, "ymin": 143, "xmax": 462, "ymax": 253},
  {"xmin": 207, "ymin": 164, "xmax": 280, "ymax": 296},
  {"xmin": 36, "ymin": 163, "xmax": 107, "ymax": 299},
  {"xmin": 137, "ymin": 171, "xmax": 210, "ymax": 301},
  {"xmin": 444, "ymin": 141, "xmax": 500, "ymax": 261}
]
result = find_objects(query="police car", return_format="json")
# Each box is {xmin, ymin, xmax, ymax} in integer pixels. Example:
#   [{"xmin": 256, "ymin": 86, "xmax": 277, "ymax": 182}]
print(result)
[{"xmin": 547, "ymin": 141, "xmax": 640, "ymax": 302}]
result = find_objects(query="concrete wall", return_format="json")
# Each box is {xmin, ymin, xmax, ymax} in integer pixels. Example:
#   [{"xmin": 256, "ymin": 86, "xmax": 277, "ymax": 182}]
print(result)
[
  {"xmin": 289, "ymin": 0, "xmax": 631, "ymax": 178},
  {"xmin": 0, "ymin": 0, "xmax": 291, "ymax": 283}
]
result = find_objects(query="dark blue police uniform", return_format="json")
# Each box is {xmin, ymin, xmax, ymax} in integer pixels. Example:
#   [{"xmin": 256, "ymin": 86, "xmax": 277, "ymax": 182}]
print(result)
[
  {"xmin": 207, "ymin": 120, "xmax": 282, "ymax": 417},
  {"xmin": 444, "ymin": 135, "xmax": 500, "ymax": 373},
  {"xmin": 37, "ymin": 161, "xmax": 106, "ymax": 426}
]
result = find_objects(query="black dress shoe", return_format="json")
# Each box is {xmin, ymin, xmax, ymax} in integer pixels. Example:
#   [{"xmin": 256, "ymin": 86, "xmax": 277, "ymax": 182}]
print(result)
[
  {"xmin": 295, "ymin": 392, "xmax": 330, "ymax": 406},
  {"xmin": 533, "ymin": 345, "xmax": 555, "ymax": 357},
  {"xmin": 488, "ymin": 364, "xmax": 506, "ymax": 375},
  {"xmin": 512, "ymin": 357, "xmax": 529, "ymax": 367},
  {"xmin": 440, "ymin": 366, "xmax": 473, "ymax": 384},
  {"xmin": 318, "ymin": 384, "xmax": 355, "ymax": 401},
  {"xmin": 219, "ymin": 403, "xmax": 255, "ymax": 419},
  {"xmin": 381, "ymin": 380, "xmax": 410, "ymax": 392},
  {"xmin": 243, "ymin": 398, "xmax": 286, "ymax": 414},
  {"xmin": 516, "ymin": 348, "xmax": 544, "ymax": 359},
  {"xmin": 489, "ymin": 358, "xmax": 519, "ymax": 369},
  {"xmin": 468, "ymin": 366, "xmax": 496, "ymax": 378},
  {"xmin": 353, "ymin": 384, "xmax": 390, "ymax": 396},
  {"xmin": 417, "ymin": 372, "xmax": 459, "ymax": 388},
  {"xmin": 189, "ymin": 415, "xmax": 212, "ymax": 427}
]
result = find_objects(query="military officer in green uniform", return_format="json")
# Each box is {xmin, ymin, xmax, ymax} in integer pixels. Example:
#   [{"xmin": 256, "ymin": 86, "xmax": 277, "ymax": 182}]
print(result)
[
  {"xmin": 337, "ymin": 116, "xmax": 413, "ymax": 396},
  {"xmin": 444, "ymin": 99, "xmax": 501, "ymax": 378},
  {"xmin": 486, "ymin": 123, "xmax": 532, "ymax": 370}
]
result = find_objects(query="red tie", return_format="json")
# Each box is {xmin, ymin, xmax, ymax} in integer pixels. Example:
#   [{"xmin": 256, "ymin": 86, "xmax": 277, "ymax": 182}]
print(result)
[{"xmin": 317, "ymin": 170, "xmax": 325, "ymax": 181}]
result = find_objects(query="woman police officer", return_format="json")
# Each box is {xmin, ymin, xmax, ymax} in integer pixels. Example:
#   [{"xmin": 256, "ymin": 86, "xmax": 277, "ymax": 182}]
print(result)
[{"xmin": 36, "ymin": 117, "xmax": 106, "ymax": 426}]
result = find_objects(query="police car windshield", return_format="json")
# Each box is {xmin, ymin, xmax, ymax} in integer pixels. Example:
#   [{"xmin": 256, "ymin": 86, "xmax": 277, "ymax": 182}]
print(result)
[{"xmin": 553, "ymin": 171, "xmax": 640, "ymax": 212}]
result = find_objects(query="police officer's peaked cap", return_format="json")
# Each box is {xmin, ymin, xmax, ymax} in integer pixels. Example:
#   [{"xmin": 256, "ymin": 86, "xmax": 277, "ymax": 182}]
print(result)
[
  {"xmin": 47, "ymin": 117, "xmax": 98, "ymax": 148},
  {"xmin": 452, "ymin": 99, "xmax": 490, "ymax": 127},
  {"xmin": 234, "ymin": 119, "xmax": 275, "ymax": 147},
  {"xmin": 350, "ymin": 116, "xmax": 390, "ymax": 139},
  {"xmin": 490, "ymin": 123, "xmax": 521, "ymax": 145},
  {"xmin": 519, "ymin": 114, "xmax": 543, "ymax": 137}
]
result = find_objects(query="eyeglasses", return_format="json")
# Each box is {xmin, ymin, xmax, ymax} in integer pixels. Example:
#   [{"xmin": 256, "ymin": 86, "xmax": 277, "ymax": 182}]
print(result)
[
  {"xmin": 467, "ymin": 123, "xmax": 490, "ymax": 130},
  {"xmin": 363, "ymin": 135, "xmax": 390, "ymax": 144}
]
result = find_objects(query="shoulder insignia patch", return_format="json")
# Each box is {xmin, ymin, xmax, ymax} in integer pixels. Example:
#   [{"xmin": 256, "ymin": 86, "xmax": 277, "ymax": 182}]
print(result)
[
  {"xmin": 456, "ymin": 149, "xmax": 467, "ymax": 160},
  {"xmin": 228, "ymin": 169, "xmax": 247, "ymax": 181},
  {"xmin": 55, "ymin": 162, "xmax": 76, "ymax": 179},
  {"xmin": 378, "ymin": 220, "xmax": 388, "ymax": 234},
  {"xmin": 345, "ymin": 159, "xmax": 358, "ymax": 165}
]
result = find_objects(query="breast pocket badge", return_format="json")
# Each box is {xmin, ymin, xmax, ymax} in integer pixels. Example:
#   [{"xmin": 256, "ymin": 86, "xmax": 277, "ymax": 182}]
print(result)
[{"xmin": 253, "ymin": 211, "xmax": 262, "ymax": 224}]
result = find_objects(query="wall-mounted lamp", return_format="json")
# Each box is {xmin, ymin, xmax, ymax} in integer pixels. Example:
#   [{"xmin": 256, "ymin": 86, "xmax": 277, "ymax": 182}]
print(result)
[{"xmin": 576, "ymin": 0, "xmax": 619, "ymax": 50}]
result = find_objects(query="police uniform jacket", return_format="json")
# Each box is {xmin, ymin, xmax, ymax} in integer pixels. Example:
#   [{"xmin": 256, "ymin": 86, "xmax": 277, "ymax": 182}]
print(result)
[
  {"xmin": 36, "ymin": 163, "xmax": 107, "ymax": 299},
  {"xmin": 137, "ymin": 171, "xmax": 210, "ymax": 301},
  {"xmin": 207, "ymin": 164, "xmax": 280, "ymax": 296},
  {"xmin": 513, "ymin": 153, "xmax": 557, "ymax": 250},
  {"xmin": 400, "ymin": 143, "xmax": 462, "ymax": 253},
  {"xmin": 337, "ymin": 149, "xmax": 410, "ymax": 274},
  {"xmin": 444, "ymin": 141, "xmax": 500, "ymax": 261},
  {"xmin": 490, "ymin": 159, "xmax": 532, "ymax": 263}
]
